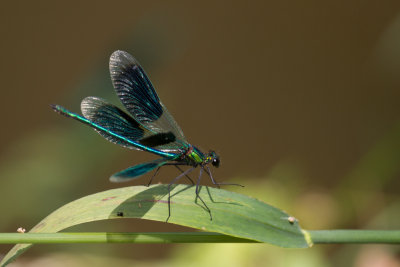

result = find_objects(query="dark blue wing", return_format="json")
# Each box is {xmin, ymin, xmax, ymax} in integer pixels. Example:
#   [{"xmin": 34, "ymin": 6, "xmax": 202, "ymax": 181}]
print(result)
[
  {"xmin": 110, "ymin": 51, "xmax": 162, "ymax": 124},
  {"xmin": 110, "ymin": 158, "xmax": 169, "ymax": 182},
  {"xmin": 81, "ymin": 96, "xmax": 176, "ymax": 150},
  {"xmin": 51, "ymin": 104, "xmax": 177, "ymax": 158},
  {"xmin": 109, "ymin": 51, "xmax": 187, "ymax": 152},
  {"xmin": 81, "ymin": 96, "xmax": 144, "ymax": 149}
]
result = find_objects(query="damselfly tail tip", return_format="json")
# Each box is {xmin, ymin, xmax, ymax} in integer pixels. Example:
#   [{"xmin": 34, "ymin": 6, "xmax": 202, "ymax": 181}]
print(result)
[
  {"xmin": 50, "ymin": 104, "xmax": 71, "ymax": 118},
  {"xmin": 50, "ymin": 104, "xmax": 61, "ymax": 113}
]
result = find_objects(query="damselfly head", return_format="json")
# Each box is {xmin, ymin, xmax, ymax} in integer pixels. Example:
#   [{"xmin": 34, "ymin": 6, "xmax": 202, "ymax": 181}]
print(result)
[{"xmin": 208, "ymin": 150, "xmax": 220, "ymax": 168}]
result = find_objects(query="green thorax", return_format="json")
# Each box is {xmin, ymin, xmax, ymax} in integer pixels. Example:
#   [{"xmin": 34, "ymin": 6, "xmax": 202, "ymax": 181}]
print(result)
[{"xmin": 186, "ymin": 146, "xmax": 207, "ymax": 165}]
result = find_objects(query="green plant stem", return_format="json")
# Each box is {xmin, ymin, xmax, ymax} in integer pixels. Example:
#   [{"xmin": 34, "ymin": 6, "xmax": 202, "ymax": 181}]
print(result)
[
  {"xmin": 307, "ymin": 230, "xmax": 400, "ymax": 244},
  {"xmin": 0, "ymin": 232, "xmax": 256, "ymax": 244},
  {"xmin": 0, "ymin": 230, "xmax": 399, "ymax": 244}
]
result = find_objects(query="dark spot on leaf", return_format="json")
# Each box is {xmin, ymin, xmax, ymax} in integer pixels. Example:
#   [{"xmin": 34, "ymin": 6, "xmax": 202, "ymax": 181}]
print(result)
[{"xmin": 117, "ymin": 211, "xmax": 124, "ymax": 217}]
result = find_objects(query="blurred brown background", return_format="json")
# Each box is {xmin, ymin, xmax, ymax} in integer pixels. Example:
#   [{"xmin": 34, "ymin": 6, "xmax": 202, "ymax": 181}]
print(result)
[{"xmin": 1, "ymin": 1, "xmax": 400, "ymax": 266}]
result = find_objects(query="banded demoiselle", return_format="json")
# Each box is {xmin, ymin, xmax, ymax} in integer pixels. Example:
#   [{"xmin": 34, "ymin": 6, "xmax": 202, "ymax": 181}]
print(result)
[{"xmin": 51, "ymin": 50, "xmax": 242, "ymax": 220}]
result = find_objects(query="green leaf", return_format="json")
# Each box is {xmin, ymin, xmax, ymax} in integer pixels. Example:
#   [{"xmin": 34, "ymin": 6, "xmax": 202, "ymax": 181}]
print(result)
[{"xmin": 1, "ymin": 185, "xmax": 310, "ymax": 265}]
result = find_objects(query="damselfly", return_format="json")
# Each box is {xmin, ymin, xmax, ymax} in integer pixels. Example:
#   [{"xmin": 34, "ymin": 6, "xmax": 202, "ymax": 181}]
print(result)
[{"xmin": 51, "ymin": 50, "xmax": 242, "ymax": 220}]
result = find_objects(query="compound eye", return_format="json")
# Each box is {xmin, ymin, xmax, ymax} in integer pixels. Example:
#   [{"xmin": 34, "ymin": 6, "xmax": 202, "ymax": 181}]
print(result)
[{"xmin": 212, "ymin": 157, "xmax": 220, "ymax": 167}]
